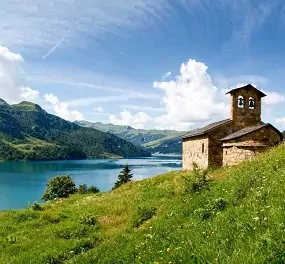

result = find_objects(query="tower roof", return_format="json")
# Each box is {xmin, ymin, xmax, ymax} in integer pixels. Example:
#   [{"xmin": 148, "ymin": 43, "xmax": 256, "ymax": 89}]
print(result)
[{"xmin": 226, "ymin": 84, "xmax": 267, "ymax": 98}]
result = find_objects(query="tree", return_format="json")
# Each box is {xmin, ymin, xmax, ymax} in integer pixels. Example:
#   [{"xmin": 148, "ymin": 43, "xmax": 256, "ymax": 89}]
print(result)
[
  {"xmin": 78, "ymin": 184, "xmax": 88, "ymax": 194},
  {"xmin": 88, "ymin": 185, "xmax": 100, "ymax": 194},
  {"xmin": 113, "ymin": 164, "xmax": 133, "ymax": 190},
  {"xmin": 41, "ymin": 175, "xmax": 77, "ymax": 201},
  {"xmin": 78, "ymin": 184, "xmax": 100, "ymax": 194}
]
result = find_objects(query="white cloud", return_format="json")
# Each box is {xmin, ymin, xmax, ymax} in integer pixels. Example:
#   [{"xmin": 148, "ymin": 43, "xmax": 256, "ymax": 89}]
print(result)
[
  {"xmin": 110, "ymin": 110, "xmax": 151, "ymax": 129},
  {"xmin": 44, "ymin": 93, "xmax": 84, "ymax": 122},
  {"xmin": 109, "ymin": 59, "xmax": 228, "ymax": 130},
  {"xmin": 162, "ymin": 71, "xmax": 172, "ymax": 80},
  {"xmin": 263, "ymin": 91, "xmax": 285, "ymax": 105},
  {"xmin": 20, "ymin": 87, "xmax": 40, "ymax": 103},
  {"xmin": 0, "ymin": 46, "xmax": 39, "ymax": 103}
]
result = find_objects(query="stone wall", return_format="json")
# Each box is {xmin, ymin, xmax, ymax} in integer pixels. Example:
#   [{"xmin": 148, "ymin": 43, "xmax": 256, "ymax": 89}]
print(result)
[
  {"xmin": 222, "ymin": 126, "xmax": 282, "ymax": 166},
  {"xmin": 208, "ymin": 122, "xmax": 233, "ymax": 168},
  {"xmin": 230, "ymin": 88, "xmax": 262, "ymax": 131},
  {"xmin": 182, "ymin": 136, "xmax": 209, "ymax": 170},
  {"xmin": 223, "ymin": 145, "xmax": 265, "ymax": 166}
]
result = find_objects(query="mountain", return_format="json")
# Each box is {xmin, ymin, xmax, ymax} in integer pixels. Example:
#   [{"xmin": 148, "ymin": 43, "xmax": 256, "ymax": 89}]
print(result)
[
  {"xmin": 75, "ymin": 121, "xmax": 187, "ymax": 154},
  {"xmin": 0, "ymin": 100, "xmax": 150, "ymax": 161},
  {"xmin": 1, "ymin": 145, "xmax": 285, "ymax": 263}
]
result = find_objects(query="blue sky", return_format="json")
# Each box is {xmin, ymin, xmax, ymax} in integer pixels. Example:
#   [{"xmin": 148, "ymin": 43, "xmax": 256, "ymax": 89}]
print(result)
[{"xmin": 1, "ymin": 0, "xmax": 285, "ymax": 131}]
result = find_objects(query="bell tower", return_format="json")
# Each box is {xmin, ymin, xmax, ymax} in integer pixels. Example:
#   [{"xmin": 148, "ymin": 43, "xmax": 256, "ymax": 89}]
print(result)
[{"xmin": 226, "ymin": 84, "xmax": 266, "ymax": 131}]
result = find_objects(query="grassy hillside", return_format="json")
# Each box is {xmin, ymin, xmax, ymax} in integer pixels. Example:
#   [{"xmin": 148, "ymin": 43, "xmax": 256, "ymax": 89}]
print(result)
[
  {"xmin": 75, "ymin": 121, "xmax": 187, "ymax": 154},
  {"xmin": 0, "ymin": 100, "xmax": 150, "ymax": 161},
  {"xmin": 1, "ymin": 145, "xmax": 285, "ymax": 263}
]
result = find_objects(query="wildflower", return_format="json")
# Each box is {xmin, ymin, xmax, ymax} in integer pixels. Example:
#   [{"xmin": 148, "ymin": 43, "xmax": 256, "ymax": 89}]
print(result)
[{"xmin": 167, "ymin": 248, "xmax": 171, "ymax": 252}]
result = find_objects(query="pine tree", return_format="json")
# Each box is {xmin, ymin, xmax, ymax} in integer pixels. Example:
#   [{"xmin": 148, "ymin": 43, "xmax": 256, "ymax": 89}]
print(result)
[{"xmin": 113, "ymin": 164, "xmax": 133, "ymax": 190}]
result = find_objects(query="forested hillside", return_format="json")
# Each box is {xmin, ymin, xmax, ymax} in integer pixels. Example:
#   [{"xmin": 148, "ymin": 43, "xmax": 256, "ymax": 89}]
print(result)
[
  {"xmin": 75, "ymin": 121, "xmax": 187, "ymax": 154},
  {"xmin": 0, "ymin": 100, "xmax": 150, "ymax": 161}
]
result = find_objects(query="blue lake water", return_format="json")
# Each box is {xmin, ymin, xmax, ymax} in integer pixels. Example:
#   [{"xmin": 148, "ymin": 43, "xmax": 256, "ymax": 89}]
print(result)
[{"xmin": 0, "ymin": 155, "xmax": 181, "ymax": 210}]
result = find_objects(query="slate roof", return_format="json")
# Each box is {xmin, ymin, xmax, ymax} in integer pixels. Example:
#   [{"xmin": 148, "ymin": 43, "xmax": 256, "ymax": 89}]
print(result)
[
  {"xmin": 183, "ymin": 119, "xmax": 232, "ymax": 139},
  {"xmin": 221, "ymin": 123, "xmax": 283, "ymax": 141},
  {"xmin": 226, "ymin": 84, "xmax": 267, "ymax": 98}
]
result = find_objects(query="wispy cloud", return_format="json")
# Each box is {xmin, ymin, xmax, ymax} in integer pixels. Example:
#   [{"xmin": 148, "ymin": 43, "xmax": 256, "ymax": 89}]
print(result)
[
  {"xmin": 120, "ymin": 104, "xmax": 165, "ymax": 113},
  {"xmin": 0, "ymin": 0, "xmax": 169, "ymax": 56},
  {"xmin": 42, "ymin": 36, "xmax": 65, "ymax": 60},
  {"xmin": 29, "ymin": 73, "xmax": 161, "ymax": 103}
]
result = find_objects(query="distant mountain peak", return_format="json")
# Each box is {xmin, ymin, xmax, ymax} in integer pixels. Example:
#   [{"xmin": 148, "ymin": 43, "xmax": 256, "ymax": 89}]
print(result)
[{"xmin": 11, "ymin": 101, "xmax": 44, "ymax": 112}]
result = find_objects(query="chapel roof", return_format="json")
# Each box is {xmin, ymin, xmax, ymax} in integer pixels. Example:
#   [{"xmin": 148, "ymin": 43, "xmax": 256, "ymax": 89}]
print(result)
[
  {"xmin": 183, "ymin": 119, "xmax": 232, "ymax": 139},
  {"xmin": 221, "ymin": 123, "xmax": 283, "ymax": 141},
  {"xmin": 226, "ymin": 84, "xmax": 267, "ymax": 98}
]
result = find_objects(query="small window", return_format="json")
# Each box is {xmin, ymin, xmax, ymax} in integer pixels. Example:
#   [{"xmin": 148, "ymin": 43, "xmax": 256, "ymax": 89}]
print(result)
[
  {"xmin": 202, "ymin": 143, "xmax": 205, "ymax": 154},
  {"xmin": 249, "ymin": 97, "xmax": 255, "ymax": 109},
  {"xmin": 238, "ymin": 95, "xmax": 245, "ymax": 108}
]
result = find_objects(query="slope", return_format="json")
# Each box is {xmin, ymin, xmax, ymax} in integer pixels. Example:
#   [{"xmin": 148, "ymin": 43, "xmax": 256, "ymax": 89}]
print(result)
[
  {"xmin": 75, "ymin": 121, "xmax": 187, "ymax": 154},
  {"xmin": 1, "ymin": 145, "xmax": 285, "ymax": 263},
  {"xmin": 0, "ymin": 100, "xmax": 150, "ymax": 161}
]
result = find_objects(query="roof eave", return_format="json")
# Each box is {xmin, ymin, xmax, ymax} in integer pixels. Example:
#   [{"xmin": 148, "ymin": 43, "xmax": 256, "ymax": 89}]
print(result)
[
  {"xmin": 221, "ymin": 123, "xmax": 283, "ymax": 142},
  {"xmin": 225, "ymin": 85, "xmax": 267, "ymax": 98},
  {"xmin": 183, "ymin": 119, "xmax": 232, "ymax": 140}
]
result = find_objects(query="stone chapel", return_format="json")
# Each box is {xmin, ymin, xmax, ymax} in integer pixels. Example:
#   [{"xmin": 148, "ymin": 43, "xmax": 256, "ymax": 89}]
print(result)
[{"xmin": 182, "ymin": 84, "xmax": 283, "ymax": 170}]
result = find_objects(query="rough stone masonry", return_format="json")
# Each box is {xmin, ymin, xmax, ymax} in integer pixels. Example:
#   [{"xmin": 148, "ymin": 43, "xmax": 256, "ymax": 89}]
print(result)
[{"xmin": 182, "ymin": 84, "xmax": 283, "ymax": 170}]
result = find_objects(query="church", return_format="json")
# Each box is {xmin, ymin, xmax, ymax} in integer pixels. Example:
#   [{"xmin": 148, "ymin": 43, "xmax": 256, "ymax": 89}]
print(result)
[{"xmin": 182, "ymin": 84, "xmax": 283, "ymax": 170}]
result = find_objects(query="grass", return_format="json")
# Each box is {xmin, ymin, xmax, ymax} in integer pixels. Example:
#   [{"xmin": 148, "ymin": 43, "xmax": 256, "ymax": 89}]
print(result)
[
  {"xmin": 1, "ymin": 145, "xmax": 285, "ymax": 263},
  {"xmin": 4, "ymin": 137, "xmax": 56, "ymax": 152}
]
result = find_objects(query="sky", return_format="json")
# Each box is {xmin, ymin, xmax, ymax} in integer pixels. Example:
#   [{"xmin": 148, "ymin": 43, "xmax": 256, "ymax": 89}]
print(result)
[{"xmin": 1, "ymin": 0, "xmax": 285, "ymax": 131}]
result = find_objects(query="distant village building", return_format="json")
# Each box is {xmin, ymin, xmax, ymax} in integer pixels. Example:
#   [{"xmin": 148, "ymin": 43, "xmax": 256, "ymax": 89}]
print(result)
[{"xmin": 182, "ymin": 84, "xmax": 283, "ymax": 170}]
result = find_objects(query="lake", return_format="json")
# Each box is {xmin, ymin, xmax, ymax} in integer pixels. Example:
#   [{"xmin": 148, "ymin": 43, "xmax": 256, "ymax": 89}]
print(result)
[{"xmin": 0, "ymin": 155, "xmax": 181, "ymax": 210}]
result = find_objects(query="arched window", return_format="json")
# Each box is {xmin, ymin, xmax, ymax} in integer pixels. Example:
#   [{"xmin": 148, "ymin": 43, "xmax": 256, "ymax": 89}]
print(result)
[
  {"xmin": 249, "ymin": 97, "xmax": 255, "ymax": 109},
  {"xmin": 238, "ymin": 95, "xmax": 244, "ymax": 108}
]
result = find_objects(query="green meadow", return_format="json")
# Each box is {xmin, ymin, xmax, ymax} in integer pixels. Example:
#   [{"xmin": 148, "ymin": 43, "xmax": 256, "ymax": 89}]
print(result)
[{"xmin": 1, "ymin": 145, "xmax": 285, "ymax": 263}]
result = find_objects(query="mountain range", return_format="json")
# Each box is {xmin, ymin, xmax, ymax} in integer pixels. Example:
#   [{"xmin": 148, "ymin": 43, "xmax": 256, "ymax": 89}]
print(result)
[
  {"xmin": 75, "ymin": 121, "xmax": 187, "ymax": 154},
  {"xmin": 0, "ymin": 99, "xmax": 150, "ymax": 161}
]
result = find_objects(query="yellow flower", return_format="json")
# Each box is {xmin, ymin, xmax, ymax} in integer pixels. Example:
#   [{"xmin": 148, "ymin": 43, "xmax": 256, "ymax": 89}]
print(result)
[{"xmin": 167, "ymin": 248, "xmax": 171, "ymax": 252}]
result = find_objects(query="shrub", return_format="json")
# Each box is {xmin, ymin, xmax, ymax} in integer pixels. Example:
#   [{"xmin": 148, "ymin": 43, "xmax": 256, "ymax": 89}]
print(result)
[
  {"xmin": 182, "ymin": 163, "xmax": 210, "ymax": 194},
  {"xmin": 79, "ymin": 214, "xmax": 97, "ymax": 226},
  {"xmin": 88, "ymin": 185, "xmax": 100, "ymax": 194},
  {"xmin": 132, "ymin": 205, "xmax": 157, "ymax": 227},
  {"xmin": 196, "ymin": 198, "xmax": 228, "ymax": 220},
  {"xmin": 41, "ymin": 175, "xmax": 77, "ymax": 201},
  {"xmin": 78, "ymin": 184, "xmax": 88, "ymax": 194},
  {"xmin": 191, "ymin": 163, "xmax": 209, "ymax": 193},
  {"xmin": 31, "ymin": 201, "xmax": 43, "ymax": 211},
  {"xmin": 77, "ymin": 184, "xmax": 100, "ymax": 195}
]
